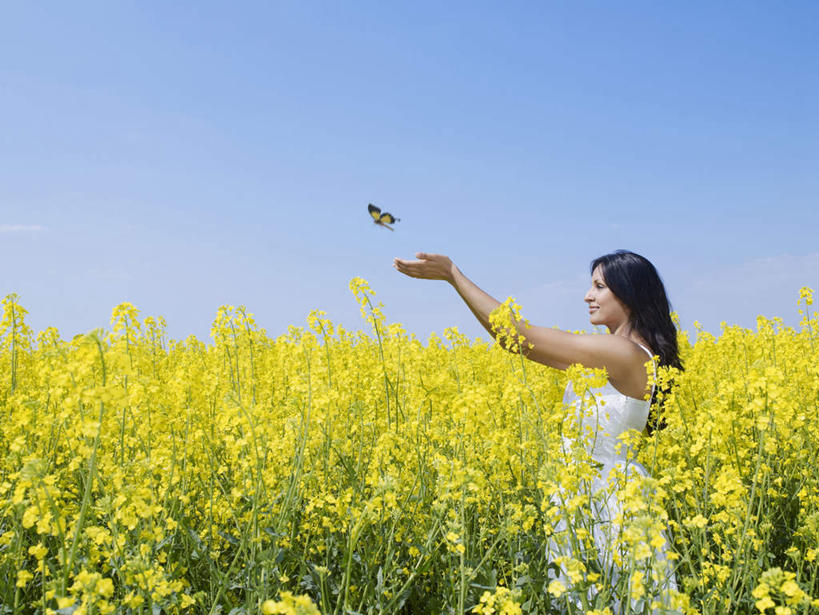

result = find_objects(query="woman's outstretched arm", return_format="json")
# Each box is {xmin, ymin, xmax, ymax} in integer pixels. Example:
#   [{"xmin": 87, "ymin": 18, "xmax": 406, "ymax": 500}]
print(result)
[
  {"xmin": 393, "ymin": 252, "xmax": 652, "ymax": 397},
  {"xmin": 394, "ymin": 252, "xmax": 499, "ymax": 338},
  {"xmin": 393, "ymin": 251, "xmax": 556, "ymax": 352}
]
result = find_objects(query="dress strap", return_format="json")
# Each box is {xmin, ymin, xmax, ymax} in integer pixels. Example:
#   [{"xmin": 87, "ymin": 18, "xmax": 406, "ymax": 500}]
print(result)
[
  {"xmin": 636, "ymin": 343, "xmax": 657, "ymax": 397},
  {"xmin": 635, "ymin": 342, "xmax": 654, "ymax": 360}
]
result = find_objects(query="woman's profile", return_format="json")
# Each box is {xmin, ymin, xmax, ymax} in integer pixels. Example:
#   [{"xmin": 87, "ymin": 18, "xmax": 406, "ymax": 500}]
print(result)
[{"xmin": 394, "ymin": 249, "xmax": 682, "ymax": 612}]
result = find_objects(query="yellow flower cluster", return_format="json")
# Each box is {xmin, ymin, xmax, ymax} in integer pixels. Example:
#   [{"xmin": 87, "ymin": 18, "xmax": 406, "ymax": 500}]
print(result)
[
  {"xmin": 472, "ymin": 585, "xmax": 523, "ymax": 614},
  {"xmin": 262, "ymin": 590, "xmax": 322, "ymax": 615},
  {"xmin": 751, "ymin": 567, "xmax": 818, "ymax": 613},
  {"xmin": 0, "ymin": 282, "xmax": 816, "ymax": 614}
]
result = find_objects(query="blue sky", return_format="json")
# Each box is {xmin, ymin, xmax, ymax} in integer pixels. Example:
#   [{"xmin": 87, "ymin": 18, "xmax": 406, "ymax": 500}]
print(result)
[{"xmin": 2, "ymin": 2, "xmax": 817, "ymax": 343}]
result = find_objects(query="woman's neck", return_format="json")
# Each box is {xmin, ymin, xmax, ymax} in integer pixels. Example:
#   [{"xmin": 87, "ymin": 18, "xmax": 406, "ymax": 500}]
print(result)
[{"xmin": 611, "ymin": 322, "xmax": 650, "ymax": 351}]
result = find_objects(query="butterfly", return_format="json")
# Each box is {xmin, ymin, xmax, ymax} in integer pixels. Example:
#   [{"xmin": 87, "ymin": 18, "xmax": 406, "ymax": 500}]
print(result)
[{"xmin": 368, "ymin": 203, "xmax": 400, "ymax": 231}]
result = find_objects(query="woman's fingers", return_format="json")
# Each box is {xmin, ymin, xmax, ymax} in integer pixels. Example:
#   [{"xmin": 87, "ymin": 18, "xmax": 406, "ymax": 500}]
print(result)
[
  {"xmin": 393, "ymin": 257, "xmax": 424, "ymax": 267},
  {"xmin": 393, "ymin": 258, "xmax": 423, "ymax": 278},
  {"xmin": 416, "ymin": 252, "xmax": 446, "ymax": 262},
  {"xmin": 393, "ymin": 254, "xmax": 452, "ymax": 281},
  {"xmin": 393, "ymin": 258, "xmax": 430, "ymax": 279}
]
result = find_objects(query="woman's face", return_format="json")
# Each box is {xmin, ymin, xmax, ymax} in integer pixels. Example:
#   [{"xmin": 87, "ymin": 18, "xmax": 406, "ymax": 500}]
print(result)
[{"xmin": 585, "ymin": 266, "xmax": 631, "ymax": 332}]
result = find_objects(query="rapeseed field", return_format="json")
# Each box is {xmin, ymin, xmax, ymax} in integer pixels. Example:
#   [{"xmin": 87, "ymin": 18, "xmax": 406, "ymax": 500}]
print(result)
[{"xmin": 1, "ymin": 281, "xmax": 817, "ymax": 614}]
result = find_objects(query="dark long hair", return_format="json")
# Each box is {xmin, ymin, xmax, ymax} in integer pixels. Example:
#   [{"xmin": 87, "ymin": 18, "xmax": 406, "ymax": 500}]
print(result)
[{"xmin": 590, "ymin": 250, "xmax": 683, "ymax": 433}]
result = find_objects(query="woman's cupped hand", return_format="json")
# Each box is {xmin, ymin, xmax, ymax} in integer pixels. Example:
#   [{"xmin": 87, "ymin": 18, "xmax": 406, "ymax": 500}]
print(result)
[{"xmin": 393, "ymin": 253, "xmax": 456, "ymax": 283}]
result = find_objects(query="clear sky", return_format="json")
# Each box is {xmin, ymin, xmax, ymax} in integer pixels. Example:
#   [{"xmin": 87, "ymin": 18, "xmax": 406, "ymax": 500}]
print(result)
[{"xmin": 2, "ymin": 2, "xmax": 817, "ymax": 343}]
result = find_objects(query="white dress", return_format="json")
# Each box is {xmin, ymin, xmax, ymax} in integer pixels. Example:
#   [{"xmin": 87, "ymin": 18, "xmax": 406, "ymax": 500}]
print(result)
[{"xmin": 545, "ymin": 343, "xmax": 680, "ymax": 614}]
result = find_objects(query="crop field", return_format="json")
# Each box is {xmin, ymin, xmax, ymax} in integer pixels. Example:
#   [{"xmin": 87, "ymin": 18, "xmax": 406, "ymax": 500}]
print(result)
[{"xmin": 1, "ymin": 281, "xmax": 817, "ymax": 614}]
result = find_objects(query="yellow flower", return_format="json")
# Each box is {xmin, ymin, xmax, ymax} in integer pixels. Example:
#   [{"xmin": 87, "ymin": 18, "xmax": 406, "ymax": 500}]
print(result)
[
  {"xmin": 96, "ymin": 578, "xmax": 114, "ymax": 598},
  {"xmin": 564, "ymin": 558, "xmax": 586, "ymax": 584},
  {"xmin": 123, "ymin": 593, "xmax": 144, "ymax": 608},
  {"xmin": 472, "ymin": 586, "xmax": 522, "ymax": 615},
  {"xmin": 21, "ymin": 505, "xmax": 39, "ymax": 529},
  {"xmin": 16, "ymin": 569, "xmax": 33, "ymax": 587},
  {"xmin": 56, "ymin": 597, "xmax": 75, "ymax": 609},
  {"xmin": 684, "ymin": 514, "xmax": 708, "ymax": 529},
  {"xmin": 261, "ymin": 592, "xmax": 320, "ymax": 615},
  {"xmin": 630, "ymin": 570, "xmax": 646, "ymax": 601},
  {"xmin": 547, "ymin": 579, "xmax": 566, "ymax": 598}
]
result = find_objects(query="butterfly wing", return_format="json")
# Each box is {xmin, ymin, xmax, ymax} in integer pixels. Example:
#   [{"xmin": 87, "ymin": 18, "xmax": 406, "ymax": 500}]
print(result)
[
  {"xmin": 368, "ymin": 203, "xmax": 382, "ymax": 221},
  {"xmin": 378, "ymin": 212, "xmax": 399, "ymax": 225}
]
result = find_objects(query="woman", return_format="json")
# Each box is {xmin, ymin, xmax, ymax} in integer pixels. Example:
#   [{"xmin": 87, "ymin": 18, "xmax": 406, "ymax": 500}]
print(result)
[{"xmin": 393, "ymin": 249, "xmax": 682, "ymax": 612}]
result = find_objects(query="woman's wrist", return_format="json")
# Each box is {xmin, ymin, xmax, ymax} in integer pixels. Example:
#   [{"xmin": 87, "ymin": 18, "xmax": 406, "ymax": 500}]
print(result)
[{"xmin": 447, "ymin": 263, "xmax": 461, "ymax": 286}]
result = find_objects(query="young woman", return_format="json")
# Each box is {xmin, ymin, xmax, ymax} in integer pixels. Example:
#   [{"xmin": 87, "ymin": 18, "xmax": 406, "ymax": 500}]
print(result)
[{"xmin": 393, "ymin": 249, "xmax": 683, "ymax": 611}]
